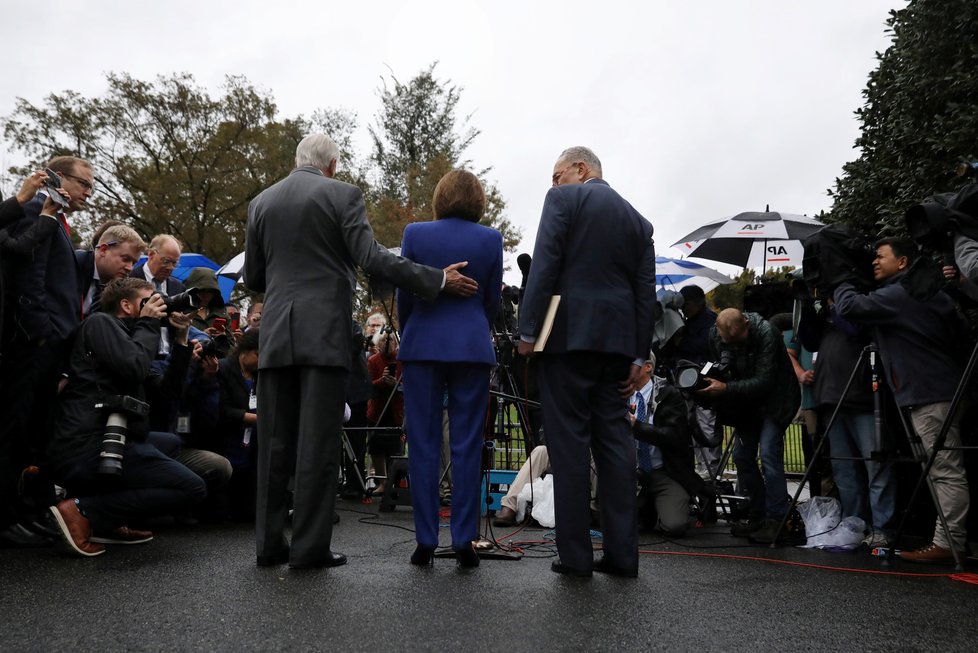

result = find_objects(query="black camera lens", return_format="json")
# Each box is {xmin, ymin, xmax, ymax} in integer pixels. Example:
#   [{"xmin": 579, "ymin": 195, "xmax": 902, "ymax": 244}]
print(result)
[{"xmin": 676, "ymin": 367, "xmax": 702, "ymax": 391}]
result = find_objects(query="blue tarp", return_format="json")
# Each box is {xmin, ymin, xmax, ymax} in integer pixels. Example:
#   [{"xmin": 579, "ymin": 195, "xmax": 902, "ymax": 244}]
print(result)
[{"xmin": 135, "ymin": 253, "xmax": 235, "ymax": 302}]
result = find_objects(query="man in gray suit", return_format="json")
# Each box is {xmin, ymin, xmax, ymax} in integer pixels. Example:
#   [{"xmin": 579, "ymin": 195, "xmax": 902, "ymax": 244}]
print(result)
[
  {"xmin": 244, "ymin": 134, "xmax": 477, "ymax": 569},
  {"xmin": 518, "ymin": 146, "xmax": 656, "ymax": 578}
]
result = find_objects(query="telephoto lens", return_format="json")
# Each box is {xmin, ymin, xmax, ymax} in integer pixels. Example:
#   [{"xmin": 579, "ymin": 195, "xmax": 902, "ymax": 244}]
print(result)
[{"xmin": 98, "ymin": 413, "xmax": 128, "ymax": 475}]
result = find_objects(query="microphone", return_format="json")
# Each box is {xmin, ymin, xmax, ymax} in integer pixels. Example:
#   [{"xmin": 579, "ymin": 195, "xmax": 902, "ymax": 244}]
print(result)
[{"xmin": 517, "ymin": 253, "xmax": 532, "ymax": 289}]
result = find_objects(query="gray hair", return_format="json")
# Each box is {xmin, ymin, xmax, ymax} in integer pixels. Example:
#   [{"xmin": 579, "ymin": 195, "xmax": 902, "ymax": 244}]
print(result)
[
  {"xmin": 295, "ymin": 133, "xmax": 340, "ymax": 170},
  {"xmin": 558, "ymin": 146, "xmax": 602, "ymax": 177}
]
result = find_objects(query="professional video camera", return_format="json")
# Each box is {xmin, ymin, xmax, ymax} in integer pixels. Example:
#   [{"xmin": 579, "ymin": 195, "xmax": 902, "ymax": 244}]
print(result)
[
  {"xmin": 801, "ymin": 224, "xmax": 876, "ymax": 296},
  {"xmin": 905, "ymin": 161, "xmax": 978, "ymax": 253},
  {"xmin": 674, "ymin": 352, "xmax": 734, "ymax": 394},
  {"xmin": 94, "ymin": 395, "xmax": 150, "ymax": 475}
]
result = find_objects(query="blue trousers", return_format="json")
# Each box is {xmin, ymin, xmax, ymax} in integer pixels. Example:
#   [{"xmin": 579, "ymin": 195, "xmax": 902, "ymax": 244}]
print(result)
[
  {"xmin": 732, "ymin": 417, "xmax": 790, "ymax": 519},
  {"xmin": 402, "ymin": 362, "xmax": 490, "ymax": 550}
]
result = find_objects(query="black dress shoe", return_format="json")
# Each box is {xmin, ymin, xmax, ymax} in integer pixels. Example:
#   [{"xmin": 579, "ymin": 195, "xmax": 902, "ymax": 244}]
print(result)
[
  {"xmin": 0, "ymin": 522, "xmax": 56, "ymax": 548},
  {"xmin": 290, "ymin": 552, "xmax": 347, "ymax": 569},
  {"xmin": 454, "ymin": 544, "xmax": 480, "ymax": 568},
  {"xmin": 410, "ymin": 544, "xmax": 436, "ymax": 567},
  {"xmin": 24, "ymin": 513, "xmax": 63, "ymax": 539},
  {"xmin": 256, "ymin": 550, "xmax": 290, "ymax": 567},
  {"xmin": 594, "ymin": 557, "xmax": 638, "ymax": 578},
  {"xmin": 550, "ymin": 559, "xmax": 592, "ymax": 577}
]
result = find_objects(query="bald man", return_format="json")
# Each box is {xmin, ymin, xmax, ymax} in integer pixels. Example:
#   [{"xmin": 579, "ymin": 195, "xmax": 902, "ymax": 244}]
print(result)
[{"xmin": 698, "ymin": 309, "xmax": 800, "ymax": 544}]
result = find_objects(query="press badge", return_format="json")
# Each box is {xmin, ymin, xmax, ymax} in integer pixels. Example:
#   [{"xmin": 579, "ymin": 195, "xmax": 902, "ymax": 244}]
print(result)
[{"xmin": 176, "ymin": 414, "xmax": 191, "ymax": 434}]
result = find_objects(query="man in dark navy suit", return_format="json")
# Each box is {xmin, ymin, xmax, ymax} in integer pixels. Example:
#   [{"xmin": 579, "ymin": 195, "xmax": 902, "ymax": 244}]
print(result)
[
  {"xmin": 77, "ymin": 224, "xmax": 146, "ymax": 319},
  {"xmin": 131, "ymin": 234, "xmax": 186, "ymax": 298},
  {"xmin": 518, "ymin": 146, "xmax": 657, "ymax": 577},
  {"xmin": 0, "ymin": 156, "xmax": 94, "ymax": 544}
]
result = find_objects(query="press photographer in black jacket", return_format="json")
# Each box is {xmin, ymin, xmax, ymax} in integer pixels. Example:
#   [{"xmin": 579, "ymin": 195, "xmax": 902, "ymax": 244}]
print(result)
[{"xmin": 46, "ymin": 278, "xmax": 206, "ymax": 557}]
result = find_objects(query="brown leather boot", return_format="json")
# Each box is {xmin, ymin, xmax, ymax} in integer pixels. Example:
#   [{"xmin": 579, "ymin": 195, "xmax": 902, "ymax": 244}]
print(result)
[{"xmin": 49, "ymin": 499, "xmax": 105, "ymax": 557}]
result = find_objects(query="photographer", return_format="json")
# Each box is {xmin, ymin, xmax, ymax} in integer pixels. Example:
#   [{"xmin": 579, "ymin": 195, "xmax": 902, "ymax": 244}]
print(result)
[
  {"xmin": 46, "ymin": 278, "xmax": 206, "ymax": 557},
  {"xmin": 834, "ymin": 237, "xmax": 970, "ymax": 564},
  {"xmin": 698, "ymin": 308, "xmax": 800, "ymax": 544},
  {"xmin": 366, "ymin": 328, "xmax": 403, "ymax": 496}
]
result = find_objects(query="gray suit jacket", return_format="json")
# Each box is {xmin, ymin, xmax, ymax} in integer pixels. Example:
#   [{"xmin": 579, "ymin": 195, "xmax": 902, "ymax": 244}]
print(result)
[{"xmin": 244, "ymin": 167, "xmax": 442, "ymax": 370}]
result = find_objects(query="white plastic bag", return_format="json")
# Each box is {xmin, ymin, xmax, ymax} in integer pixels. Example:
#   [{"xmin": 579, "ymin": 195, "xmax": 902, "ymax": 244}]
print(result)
[
  {"xmin": 516, "ymin": 475, "xmax": 556, "ymax": 528},
  {"xmin": 797, "ymin": 496, "xmax": 865, "ymax": 550}
]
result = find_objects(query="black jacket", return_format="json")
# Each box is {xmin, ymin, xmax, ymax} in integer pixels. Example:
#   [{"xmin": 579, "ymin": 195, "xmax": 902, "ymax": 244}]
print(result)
[
  {"xmin": 633, "ymin": 383, "xmax": 705, "ymax": 497},
  {"xmin": 48, "ymin": 313, "xmax": 161, "ymax": 467},
  {"xmin": 708, "ymin": 312, "xmax": 800, "ymax": 428}
]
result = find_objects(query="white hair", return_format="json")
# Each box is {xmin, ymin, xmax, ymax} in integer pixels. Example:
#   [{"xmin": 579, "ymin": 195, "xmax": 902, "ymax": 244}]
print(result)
[
  {"xmin": 558, "ymin": 146, "xmax": 603, "ymax": 177},
  {"xmin": 295, "ymin": 133, "xmax": 340, "ymax": 170}
]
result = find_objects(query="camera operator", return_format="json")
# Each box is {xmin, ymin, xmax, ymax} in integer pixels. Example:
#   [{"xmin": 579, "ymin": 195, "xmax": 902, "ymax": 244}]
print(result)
[
  {"xmin": 46, "ymin": 278, "xmax": 206, "ymax": 557},
  {"xmin": 834, "ymin": 237, "xmax": 970, "ymax": 564},
  {"xmin": 698, "ymin": 308, "xmax": 800, "ymax": 544},
  {"xmin": 366, "ymin": 327, "xmax": 403, "ymax": 496},
  {"xmin": 675, "ymin": 285, "xmax": 721, "ymax": 478}
]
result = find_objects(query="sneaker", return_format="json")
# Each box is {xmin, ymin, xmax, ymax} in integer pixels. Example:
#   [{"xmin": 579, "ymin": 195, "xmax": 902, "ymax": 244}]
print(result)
[
  {"xmin": 861, "ymin": 529, "xmax": 890, "ymax": 549},
  {"xmin": 730, "ymin": 517, "xmax": 763, "ymax": 538},
  {"xmin": 899, "ymin": 542, "xmax": 956, "ymax": 565}
]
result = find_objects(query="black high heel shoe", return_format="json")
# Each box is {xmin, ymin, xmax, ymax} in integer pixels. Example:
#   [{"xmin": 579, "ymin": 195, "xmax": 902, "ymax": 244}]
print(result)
[
  {"xmin": 454, "ymin": 544, "xmax": 480, "ymax": 568},
  {"xmin": 410, "ymin": 544, "xmax": 436, "ymax": 567}
]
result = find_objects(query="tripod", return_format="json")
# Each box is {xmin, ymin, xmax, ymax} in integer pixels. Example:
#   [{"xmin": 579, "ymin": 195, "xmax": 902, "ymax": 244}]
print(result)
[{"xmin": 769, "ymin": 342, "xmax": 972, "ymax": 570}]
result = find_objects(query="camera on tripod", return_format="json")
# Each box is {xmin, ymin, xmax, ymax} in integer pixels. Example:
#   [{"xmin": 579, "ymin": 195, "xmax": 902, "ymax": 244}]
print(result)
[
  {"xmin": 94, "ymin": 395, "xmax": 150, "ymax": 476},
  {"xmin": 905, "ymin": 181, "xmax": 978, "ymax": 254}
]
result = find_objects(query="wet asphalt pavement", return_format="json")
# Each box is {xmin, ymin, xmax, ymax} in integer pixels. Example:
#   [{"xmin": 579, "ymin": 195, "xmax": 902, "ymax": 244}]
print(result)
[{"xmin": 2, "ymin": 497, "xmax": 977, "ymax": 652}]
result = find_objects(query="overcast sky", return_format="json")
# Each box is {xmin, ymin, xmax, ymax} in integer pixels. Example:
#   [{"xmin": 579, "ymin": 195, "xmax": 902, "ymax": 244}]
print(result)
[{"xmin": 2, "ymin": 0, "xmax": 904, "ymax": 284}]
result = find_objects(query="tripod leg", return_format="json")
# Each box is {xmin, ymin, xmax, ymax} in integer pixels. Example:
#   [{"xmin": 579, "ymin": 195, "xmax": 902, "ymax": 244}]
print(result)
[{"xmin": 893, "ymin": 406, "xmax": 967, "ymax": 570}]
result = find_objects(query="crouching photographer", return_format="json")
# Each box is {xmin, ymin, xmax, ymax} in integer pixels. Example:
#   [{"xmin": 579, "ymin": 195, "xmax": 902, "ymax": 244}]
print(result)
[
  {"xmin": 696, "ymin": 308, "xmax": 801, "ymax": 543},
  {"xmin": 46, "ymin": 278, "xmax": 206, "ymax": 557}
]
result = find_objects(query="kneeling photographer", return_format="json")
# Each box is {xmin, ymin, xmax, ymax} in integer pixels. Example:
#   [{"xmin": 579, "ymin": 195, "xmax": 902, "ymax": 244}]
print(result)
[
  {"xmin": 695, "ymin": 308, "xmax": 800, "ymax": 543},
  {"xmin": 46, "ymin": 278, "xmax": 206, "ymax": 557}
]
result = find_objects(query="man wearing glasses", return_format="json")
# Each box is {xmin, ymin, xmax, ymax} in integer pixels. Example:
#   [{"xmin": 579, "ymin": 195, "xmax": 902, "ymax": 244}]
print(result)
[
  {"xmin": 0, "ymin": 156, "xmax": 95, "ymax": 547},
  {"xmin": 133, "ymin": 235, "xmax": 187, "ymax": 298},
  {"xmin": 518, "ymin": 146, "xmax": 657, "ymax": 577}
]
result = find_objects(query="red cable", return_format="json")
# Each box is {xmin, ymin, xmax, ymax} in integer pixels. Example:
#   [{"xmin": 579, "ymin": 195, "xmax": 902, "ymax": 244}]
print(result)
[{"xmin": 638, "ymin": 548, "xmax": 975, "ymax": 581}]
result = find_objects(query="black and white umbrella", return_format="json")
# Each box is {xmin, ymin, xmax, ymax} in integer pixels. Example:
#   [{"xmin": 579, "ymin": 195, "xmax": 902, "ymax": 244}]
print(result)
[
  {"xmin": 672, "ymin": 210, "xmax": 824, "ymax": 271},
  {"xmin": 218, "ymin": 251, "xmax": 245, "ymax": 280}
]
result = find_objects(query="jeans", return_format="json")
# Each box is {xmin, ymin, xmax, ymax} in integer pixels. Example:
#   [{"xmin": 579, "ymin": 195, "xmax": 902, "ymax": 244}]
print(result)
[
  {"xmin": 732, "ymin": 418, "xmax": 789, "ymax": 519},
  {"xmin": 825, "ymin": 409, "xmax": 896, "ymax": 532}
]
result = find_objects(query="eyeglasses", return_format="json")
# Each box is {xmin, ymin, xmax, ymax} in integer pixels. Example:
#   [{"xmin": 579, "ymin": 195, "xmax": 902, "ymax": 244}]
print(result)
[
  {"xmin": 551, "ymin": 162, "xmax": 580, "ymax": 186},
  {"xmin": 150, "ymin": 249, "xmax": 179, "ymax": 267},
  {"xmin": 63, "ymin": 173, "xmax": 95, "ymax": 193}
]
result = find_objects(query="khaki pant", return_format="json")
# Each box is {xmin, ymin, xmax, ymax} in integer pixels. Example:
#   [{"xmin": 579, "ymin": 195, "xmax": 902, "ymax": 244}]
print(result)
[{"xmin": 909, "ymin": 402, "xmax": 970, "ymax": 551}]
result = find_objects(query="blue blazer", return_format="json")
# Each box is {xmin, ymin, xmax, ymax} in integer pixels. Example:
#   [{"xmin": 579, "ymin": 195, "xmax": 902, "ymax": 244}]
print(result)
[{"xmin": 397, "ymin": 217, "xmax": 503, "ymax": 365}]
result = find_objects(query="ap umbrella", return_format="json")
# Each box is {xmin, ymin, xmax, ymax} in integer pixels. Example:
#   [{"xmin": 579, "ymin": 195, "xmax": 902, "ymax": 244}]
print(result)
[{"xmin": 672, "ymin": 210, "xmax": 823, "ymax": 271}]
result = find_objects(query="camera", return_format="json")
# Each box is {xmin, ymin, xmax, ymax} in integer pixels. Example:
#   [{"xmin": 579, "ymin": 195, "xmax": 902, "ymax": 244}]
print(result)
[
  {"xmin": 675, "ymin": 352, "xmax": 733, "ymax": 393},
  {"xmin": 199, "ymin": 335, "xmax": 231, "ymax": 360},
  {"xmin": 801, "ymin": 224, "xmax": 877, "ymax": 295},
  {"xmin": 140, "ymin": 288, "xmax": 200, "ymax": 314},
  {"xmin": 94, "ymin": 395, "xmax": 150, "ymax": 476},
  {"xmin": 905, "ymin": 161, "xmax": 978, "ymax": 252}
]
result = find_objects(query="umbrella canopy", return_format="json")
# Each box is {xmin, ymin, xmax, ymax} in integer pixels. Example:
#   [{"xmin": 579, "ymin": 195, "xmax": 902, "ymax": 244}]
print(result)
[
  {"xmin": 654, "ymin": 256, "xmax": 734, "ymax": 293},
  {"xmin": 136, "ymin": 252, "xmax": 234, "ymax": 302},
  {"xmin": 218, "ymin": 251, "xmax": 245, "ymax": 280},
  {"xmin": 672, "ymin": 211, "xmax": 823, "ymax": 270}
]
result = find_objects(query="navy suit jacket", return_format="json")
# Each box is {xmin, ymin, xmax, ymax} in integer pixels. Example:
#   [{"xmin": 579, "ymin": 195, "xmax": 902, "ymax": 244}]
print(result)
[
  {"xmin": 397, "ymin": 217, "xmax": 503, "ymax": 365},
  {"xmin": 130, "ymin": 262, "xmax": 187, "ymax": 297},
  {"xmin": 4, "ymin": 196, "xmax": 79, "ymax": 344},
  {"xmin": 519, "ymin": 178, "xmax": 657, "ymax": 360}
]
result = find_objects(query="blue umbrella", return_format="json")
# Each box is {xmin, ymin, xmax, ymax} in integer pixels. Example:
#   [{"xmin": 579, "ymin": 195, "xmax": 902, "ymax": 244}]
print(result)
[
  {"xmin": 135, "ymin": 252, "xmax": 235, "ymax": 302},
  {"xmin": 655, "ymin": 256, "xmax": 734, "ymax": 292}
]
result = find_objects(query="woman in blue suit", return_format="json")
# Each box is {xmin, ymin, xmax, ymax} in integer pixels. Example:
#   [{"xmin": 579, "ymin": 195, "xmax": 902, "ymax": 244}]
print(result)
[{"xmin": 398, "ymin": 169, "xmax": 503, "ymax": 567}]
